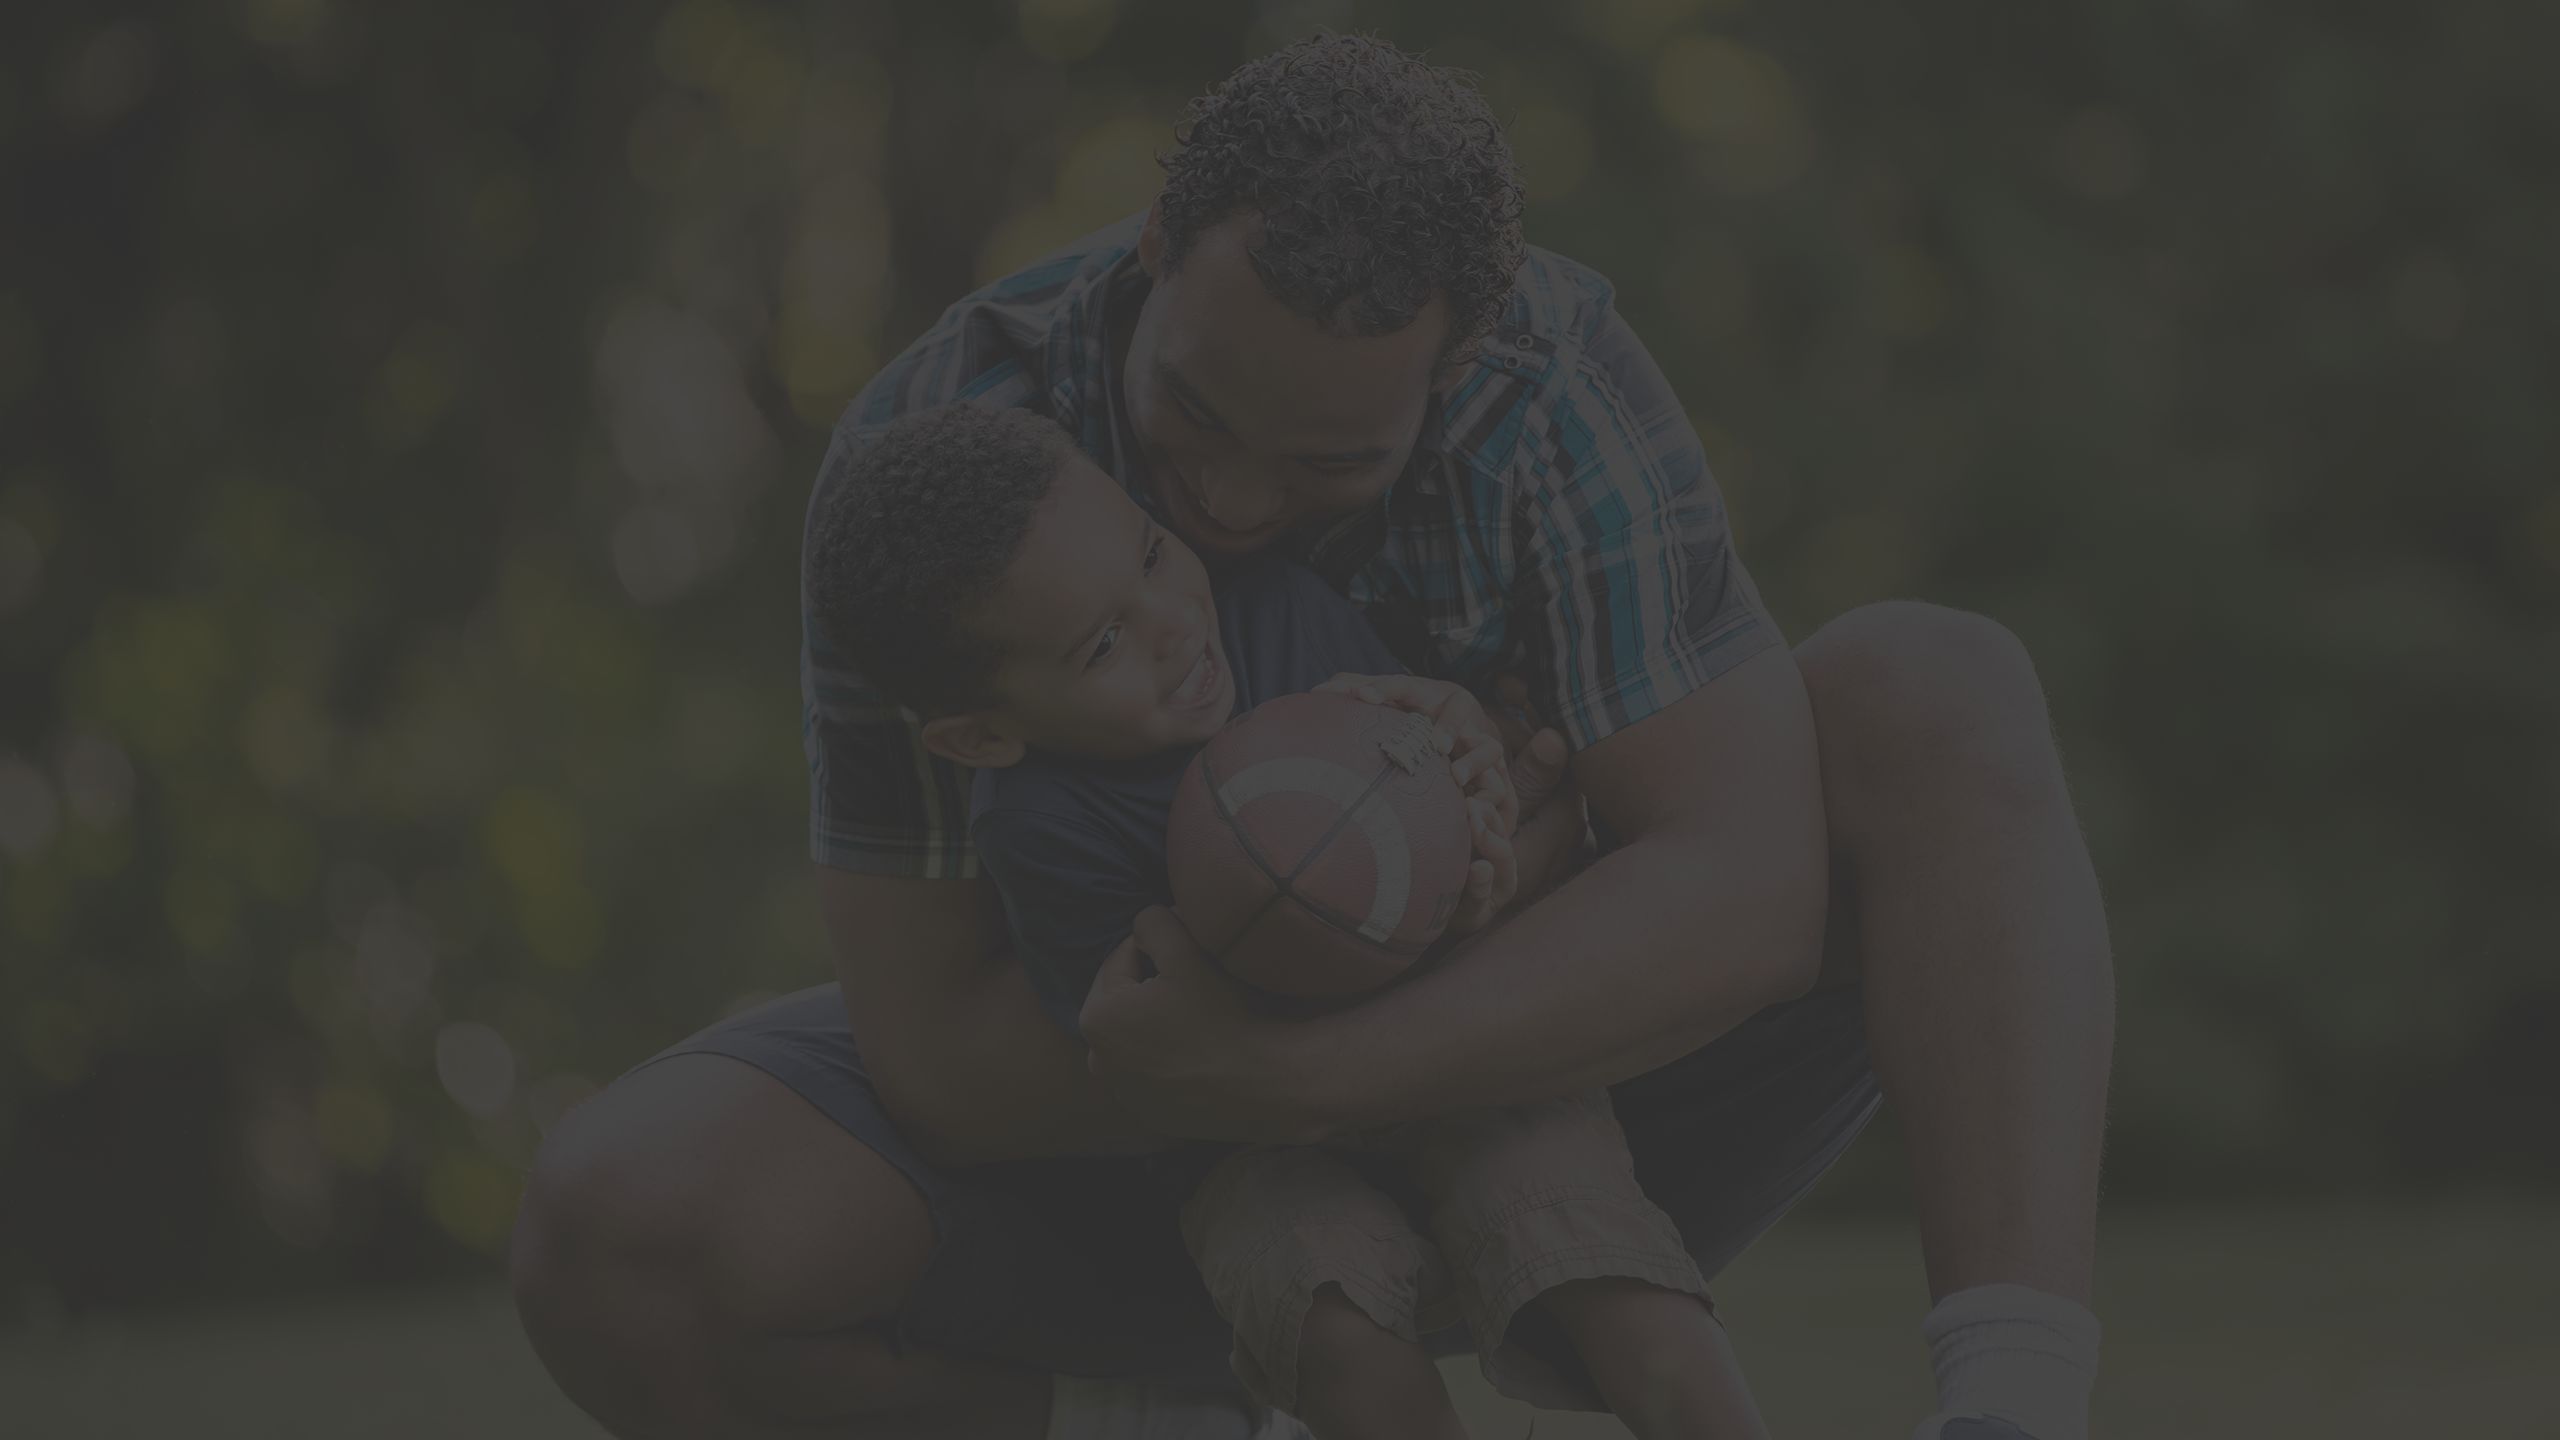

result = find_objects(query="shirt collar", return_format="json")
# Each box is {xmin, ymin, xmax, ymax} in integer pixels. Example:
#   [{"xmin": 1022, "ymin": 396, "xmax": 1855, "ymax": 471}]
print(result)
[{"xmin": 1402, "ymin": 385, "xmax": 1453, "ymax": 498}]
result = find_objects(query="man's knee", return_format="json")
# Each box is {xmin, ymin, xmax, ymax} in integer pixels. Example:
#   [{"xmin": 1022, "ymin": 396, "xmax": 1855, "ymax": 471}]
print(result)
[
  {"xmin": 510, "ymin": 1055, "xmax": 938, "ymax": 1431},
  {"xmin": 1796, "ymin": 601, "xmax": 2062, "ymax": 816},
  {"xmin": 515, "ymin": 1058, "xmax": 735, "ymax": 1321}
]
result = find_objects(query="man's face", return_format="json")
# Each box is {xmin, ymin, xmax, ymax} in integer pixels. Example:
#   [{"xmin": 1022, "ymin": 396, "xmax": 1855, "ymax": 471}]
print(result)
[
  {"xmin": 964, "ymin": 454, "xmax": 1238, "ymax": 761},
  {"xmin": 1123, "ymin": 211, "xmax": 1453, "ymax": 557}
]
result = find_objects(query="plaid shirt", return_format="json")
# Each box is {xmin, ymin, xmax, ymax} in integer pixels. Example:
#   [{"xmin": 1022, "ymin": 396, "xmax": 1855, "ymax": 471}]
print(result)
[{"xmin": 804, "ymin": 214, "xmax": 1775, "ymax": 878}]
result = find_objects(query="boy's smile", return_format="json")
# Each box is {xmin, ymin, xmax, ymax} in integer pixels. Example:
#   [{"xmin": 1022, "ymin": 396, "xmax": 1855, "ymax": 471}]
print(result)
[{"xmin": 1165, "ymin": 640, "xmax": 1225, "ymax": 715}]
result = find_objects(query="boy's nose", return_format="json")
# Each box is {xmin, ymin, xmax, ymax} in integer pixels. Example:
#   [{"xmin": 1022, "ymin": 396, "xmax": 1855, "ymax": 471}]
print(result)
[{"xmin": 1152, "ymin": 597, "xmax": 1205, "ymax": 659}]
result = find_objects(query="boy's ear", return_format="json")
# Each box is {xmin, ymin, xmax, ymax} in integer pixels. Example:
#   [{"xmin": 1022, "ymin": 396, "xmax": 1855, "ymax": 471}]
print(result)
[{"xmin": 921, "ymin": 712, "xmax": 1027, "ymax": 770}]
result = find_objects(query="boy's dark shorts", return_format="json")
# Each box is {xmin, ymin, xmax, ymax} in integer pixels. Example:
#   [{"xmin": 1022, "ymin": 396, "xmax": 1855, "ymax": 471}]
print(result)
[{"xmin": 640, "ymin": 979, "xmax": 1881, "ymax": 1394}]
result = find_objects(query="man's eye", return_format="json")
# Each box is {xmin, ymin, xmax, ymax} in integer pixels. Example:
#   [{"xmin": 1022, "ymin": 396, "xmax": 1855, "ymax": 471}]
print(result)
[
  {"xmin": 1089, "ymin": 624, "xmax": 1120, "ymax": 666},
  {"xmin": 1173, "ymin": 392, "xmax": 1223, "ymax": 431},
  {"xmin": 1142, "ymin": 535, "xmax": 1165, "ymax": 574}
]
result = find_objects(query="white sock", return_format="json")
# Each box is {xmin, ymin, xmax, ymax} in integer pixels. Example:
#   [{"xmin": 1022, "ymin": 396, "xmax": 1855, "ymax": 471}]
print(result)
[
  {"xmin": 1916, "ymin": 1284, "xmax": 2102, "ymax": 1440},
  {"xmin": 1048, "ymin": 1376, "xmax": 1314, "ymax": 1440}
]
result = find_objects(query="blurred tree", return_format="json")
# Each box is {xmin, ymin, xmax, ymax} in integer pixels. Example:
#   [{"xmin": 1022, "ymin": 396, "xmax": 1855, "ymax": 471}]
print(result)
[{"xmin": 0, "ymin": 0, "xmax": 2551, "ymax": 1307}]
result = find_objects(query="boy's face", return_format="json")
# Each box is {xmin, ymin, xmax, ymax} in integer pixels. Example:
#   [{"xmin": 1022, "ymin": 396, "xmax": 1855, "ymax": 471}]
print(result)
[{"xmin": 929, "ymin": 454, "xmax": 1238, "ymax": 766}]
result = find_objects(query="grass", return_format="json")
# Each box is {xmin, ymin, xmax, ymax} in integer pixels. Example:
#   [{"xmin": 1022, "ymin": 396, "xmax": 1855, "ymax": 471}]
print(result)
[{"xmin": 4, "ymin": 1203, "xmax": 2554, "ymax": 1438}]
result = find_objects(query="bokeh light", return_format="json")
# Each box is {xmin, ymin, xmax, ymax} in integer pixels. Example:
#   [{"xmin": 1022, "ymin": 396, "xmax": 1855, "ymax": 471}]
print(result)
[
  {"xmin": 0, "ymin": 754, "xmax": 62, "ymax": 859},
  {"xmin": 434, "ymin": 1021, "xmax": 520, "ymax": 1120},
  {"xmin": 0, "ymin": 0, "xmax": 2551, "ymax": 1323}
]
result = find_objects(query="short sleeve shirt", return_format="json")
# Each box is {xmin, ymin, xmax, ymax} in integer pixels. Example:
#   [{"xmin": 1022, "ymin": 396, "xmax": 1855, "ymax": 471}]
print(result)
[
  {"xmin": 969, "ymin": 555, "xmax": 1405, "ymax": 1035},
  {"xmin": 803, "ymin": 213, "xmax": 1775, "ymax": 878}
]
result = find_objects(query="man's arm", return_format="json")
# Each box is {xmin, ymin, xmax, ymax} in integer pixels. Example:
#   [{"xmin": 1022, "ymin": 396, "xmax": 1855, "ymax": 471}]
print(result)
[
  {"xmin": 1082, "ymin": 641, "xmax": 1827, "ymax": 1137},
  {"xmin": 816, "ymin": 866, "xmax": 1163, "ymax": 1167},
  {"xmin": 1297, "ymin": 641, "xmax": 1827, "ymax": 1125},
  {"xmin": 1285, "ymin": 294, "xmax": 1828, "ymax": 1124}
]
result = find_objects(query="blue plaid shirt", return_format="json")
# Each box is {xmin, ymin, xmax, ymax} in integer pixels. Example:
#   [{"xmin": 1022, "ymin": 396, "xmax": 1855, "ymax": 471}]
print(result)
[{"xmin": 804, "ymin": 215, "xmax": 1775, "ymax": 878}]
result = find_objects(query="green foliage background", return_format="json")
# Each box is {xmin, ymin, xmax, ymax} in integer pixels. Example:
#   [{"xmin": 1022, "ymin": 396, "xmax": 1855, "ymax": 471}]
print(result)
[{"xmin": 2, "ymin": 0, "xmax": 2552, "ymax": 1307}]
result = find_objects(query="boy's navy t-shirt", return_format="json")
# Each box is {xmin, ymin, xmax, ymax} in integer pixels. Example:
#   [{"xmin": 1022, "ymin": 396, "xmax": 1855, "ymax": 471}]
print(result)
[{"xmin": 971, "ymin": 554, "xmax": 1404, "ymax": 1035}]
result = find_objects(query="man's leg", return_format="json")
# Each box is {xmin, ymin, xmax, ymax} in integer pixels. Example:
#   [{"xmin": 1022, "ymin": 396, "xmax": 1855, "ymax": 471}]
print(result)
[
  {"xmin": 1795, "ymin": 601, "xmax": 2114, "ymax": 1436},
  {"xmin": 511, "ymin": 1052, "xmax": 1052, "ymax": 1438}
]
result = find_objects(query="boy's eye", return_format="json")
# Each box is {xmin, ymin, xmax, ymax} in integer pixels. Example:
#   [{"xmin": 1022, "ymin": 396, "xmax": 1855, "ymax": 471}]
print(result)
[
  {"xmin": 1142, "ymin": 534, "xmax": 1165, "ymax": 575},
  {"xmin": 1088, "ymin": 624, "xmax": 1121, "ymax": 667}
]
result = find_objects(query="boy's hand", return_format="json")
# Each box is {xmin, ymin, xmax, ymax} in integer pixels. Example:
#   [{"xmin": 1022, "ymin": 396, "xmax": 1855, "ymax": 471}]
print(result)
[
  {"xmin": 1316, "ymin": 672, "xmax": 1531, "ymax": 934},
  {"xmin": 1081, "ymin": 907, "xmax": 1335, "ymax": 1145}
]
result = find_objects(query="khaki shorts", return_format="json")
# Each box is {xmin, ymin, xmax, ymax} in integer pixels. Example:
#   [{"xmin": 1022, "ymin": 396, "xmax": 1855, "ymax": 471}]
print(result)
[{"xmin": 1178, "ymin": 1091, "xmax": 1711, "ymax": 1415}]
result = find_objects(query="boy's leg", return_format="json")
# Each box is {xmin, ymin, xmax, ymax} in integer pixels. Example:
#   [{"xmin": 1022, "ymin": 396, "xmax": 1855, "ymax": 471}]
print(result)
[
  {"xmin": 1539, "ymin": 1278, "xmax": 1769, "ymax": 1440},
  {"xmin": 1402, "ymin": 1094, "xmax": 1725, "ymax": 1421},
  {"xmin": 1292, "ymin": 1285, "xmax": 1471, "ymax": 1440},
  {"xmin": 1180, "ymin": 1146, "xmax": 1462, "ymax": 1440}
]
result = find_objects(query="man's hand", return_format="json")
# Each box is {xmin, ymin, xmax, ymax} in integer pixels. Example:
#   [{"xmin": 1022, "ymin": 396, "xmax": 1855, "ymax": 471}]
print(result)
[
  {"xmin": 1487, "ymin": 673, "xmax": 1590, "ymax": 906},
  {"xmin": 1282, "ymin": 643, "xmax": 1830, "ymax": 1132},
  {"xmin": 1078, "ymin": 907, "xmax": 1335, "ymax": 1146},
  {"xmin": 1319, "ymin": 671, "xmax": 1585, "ymax": 925},
  {"xmin": 1318, "ymin": 672, "xmax": 1540, "ymax": 932}
]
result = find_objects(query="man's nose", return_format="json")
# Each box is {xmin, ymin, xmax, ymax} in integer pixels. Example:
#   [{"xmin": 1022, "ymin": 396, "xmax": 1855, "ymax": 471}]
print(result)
[{"xmin": 1196, "ymin": 463, "xmax": 1284, "ymax": 530}]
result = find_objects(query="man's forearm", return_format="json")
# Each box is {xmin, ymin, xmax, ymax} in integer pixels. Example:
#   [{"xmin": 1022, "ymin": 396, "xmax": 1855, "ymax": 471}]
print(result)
[
  {"xmin": 855, "ymin": 954, "xmax": 1165, "ymax": 1168},
  {"xmin": 1295, "ymin": 818, "xmax": 1825, "ymax": 1132}
]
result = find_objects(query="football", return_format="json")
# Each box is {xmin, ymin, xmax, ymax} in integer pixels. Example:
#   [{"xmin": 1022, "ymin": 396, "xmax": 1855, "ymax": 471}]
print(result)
[{"xmin": 1165, "ymin": 690, "xmax": 1475, "ymax": 1004}]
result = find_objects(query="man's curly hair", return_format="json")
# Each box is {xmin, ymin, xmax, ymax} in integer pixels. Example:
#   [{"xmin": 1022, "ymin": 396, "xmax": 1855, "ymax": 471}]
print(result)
[
  {"xmin": 807, "ymin": 404, "xmax": 1069, "ymax": 716},
  {"xmin": 1156, "ymin": 33, "xmax": 1527, "ymax": 362}
]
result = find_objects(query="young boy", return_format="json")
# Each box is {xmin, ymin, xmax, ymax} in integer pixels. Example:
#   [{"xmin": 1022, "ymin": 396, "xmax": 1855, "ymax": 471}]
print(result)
[{"xmin": 810, "ymin": 401, "xmax": 1772, "ymax": 1440}]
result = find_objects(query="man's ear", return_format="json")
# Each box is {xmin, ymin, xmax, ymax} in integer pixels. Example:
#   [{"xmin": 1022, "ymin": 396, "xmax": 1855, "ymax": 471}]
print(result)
[
  {"xmin": 921, "ymin": 712, "xmax": 1027, "ymax": 770},
  {"xmin": 1137, "ymin": 197, "xmax": 1166, "ymax": 277},
  {"xmin": 1431, "ymin": 345, "xmax": 1479, "ymax": 396},
  {"xmin": 1429, "ymin": 311, "xmax": 1481, "ymax": 395}
]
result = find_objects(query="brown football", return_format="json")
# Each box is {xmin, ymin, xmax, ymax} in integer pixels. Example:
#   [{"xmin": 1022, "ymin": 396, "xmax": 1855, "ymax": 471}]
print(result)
[{"xmin": 1166, "ymin": 690, "xmax": 1474, "ymax": 1004}]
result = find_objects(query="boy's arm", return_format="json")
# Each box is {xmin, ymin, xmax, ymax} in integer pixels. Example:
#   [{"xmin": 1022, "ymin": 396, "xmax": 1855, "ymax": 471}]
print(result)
[{"xmin": 817, "ymin": 867, "xmax": 1165, "ymax": 1168}]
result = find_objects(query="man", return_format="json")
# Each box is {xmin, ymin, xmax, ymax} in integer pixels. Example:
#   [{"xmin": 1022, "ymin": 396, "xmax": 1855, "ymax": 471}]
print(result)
[{"xmin": 513, "ymin": 34, "xmax": 2114, "ymax": 1440}]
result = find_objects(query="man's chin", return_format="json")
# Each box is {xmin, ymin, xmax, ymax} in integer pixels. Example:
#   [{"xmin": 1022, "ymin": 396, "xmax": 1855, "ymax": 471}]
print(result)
[
  {"xmin": 1150, "ymin": 466, "xmax": 1285, "ymax": 555},
  {"xmin": 1181, "ymin": 522, "xmax": 1283, "ymax": 558}
]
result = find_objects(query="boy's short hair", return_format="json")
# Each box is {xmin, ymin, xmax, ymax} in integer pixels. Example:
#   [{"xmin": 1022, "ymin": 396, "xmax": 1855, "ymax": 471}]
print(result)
[{"xmin": 808, "ymin": 403, "xmax": 1070, "ymax": 715}]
